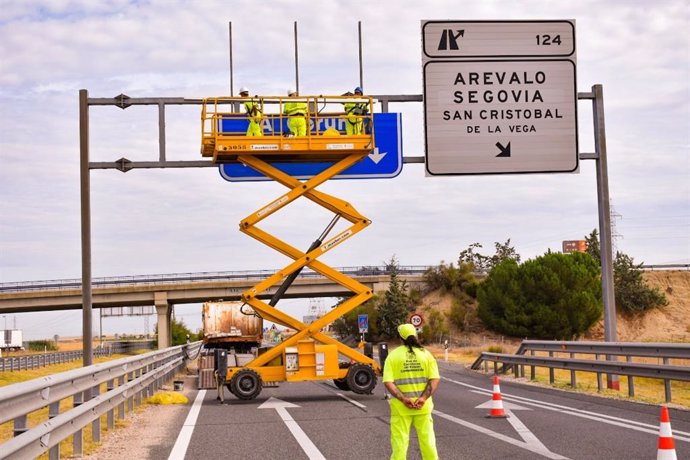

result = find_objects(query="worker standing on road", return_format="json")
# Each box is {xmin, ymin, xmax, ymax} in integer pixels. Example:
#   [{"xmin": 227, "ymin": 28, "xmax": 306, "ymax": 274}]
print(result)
[
  {"xmin": 239, "ymin": 87, "xmax": 263, "ymax": 136},
  {"xmin": 343, "ymin": 86, "xmax": 368, "ymax": 135},
  {"xmin": 383, "ymin": 324, "xmax": 440, "ymax": 460},
  {"xmin": 283, "ymin": 89, "xmax": 308, "ymax": 136}
]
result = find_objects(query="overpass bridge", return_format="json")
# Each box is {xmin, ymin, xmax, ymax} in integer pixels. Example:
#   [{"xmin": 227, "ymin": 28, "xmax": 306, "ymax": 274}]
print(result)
[{"xmin": 0, "ymin": 266, "xmax": 428, "ymax": 347}]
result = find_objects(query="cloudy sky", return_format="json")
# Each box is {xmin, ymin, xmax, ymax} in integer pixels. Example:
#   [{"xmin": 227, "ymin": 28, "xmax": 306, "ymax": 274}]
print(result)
[{"xmin": 1, "ymin": 0, "xmax": 688, "ymax": 339}]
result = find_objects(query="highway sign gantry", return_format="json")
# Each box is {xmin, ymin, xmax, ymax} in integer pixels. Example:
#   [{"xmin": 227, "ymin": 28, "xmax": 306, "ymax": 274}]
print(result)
[{"xmin": 421, "ymin": 20, "xmax": 578, "ymax": 175}]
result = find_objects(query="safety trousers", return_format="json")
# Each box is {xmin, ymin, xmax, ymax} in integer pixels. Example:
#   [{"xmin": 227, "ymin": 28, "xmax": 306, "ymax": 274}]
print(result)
[
  {"xmin": 246, "ymin": 121, "xmax": 263, "ymax": 136},
  {"xmin": 390, "ymin": 413, "xmax": 438, "ymax": 460},
  {"xmin": 288, "ymin": 117, "xmax": 307, "ymax": 136},
  {"xmin": 345, "ymin": 116, "xmax": 363, "ymax": 135}
]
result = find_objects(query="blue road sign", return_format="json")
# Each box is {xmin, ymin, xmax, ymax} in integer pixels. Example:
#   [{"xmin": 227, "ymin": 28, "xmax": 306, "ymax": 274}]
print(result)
[
  {"xmin": 219, "ymin": 113, "xmax": 403, "ymax": 181},
  {"xmin": 358, "ymin": 314, "xmax": 369, "ymax": 334}
]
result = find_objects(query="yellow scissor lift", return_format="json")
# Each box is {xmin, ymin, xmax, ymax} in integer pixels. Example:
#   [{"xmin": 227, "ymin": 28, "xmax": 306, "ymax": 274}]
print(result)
[{"xmin": 201, "ymin": 95, "xmax": 381, "ymax": 400}]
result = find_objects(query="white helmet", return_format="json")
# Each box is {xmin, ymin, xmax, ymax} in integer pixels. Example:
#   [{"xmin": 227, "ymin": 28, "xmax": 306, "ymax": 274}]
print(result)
[
  {"xmin": 287, "ymin": 88, "xmax": 297, "ymax": 96},
  {"xmin": 239, "ymin": 87, "xmax": 249, "ymax": 95}
]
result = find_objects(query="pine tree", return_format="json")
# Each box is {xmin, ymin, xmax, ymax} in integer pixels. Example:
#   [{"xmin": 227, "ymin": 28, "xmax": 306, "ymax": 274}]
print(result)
[
  {"xmin": 376, "ymin": 256, "xmax": 412, "ymax": 339},
  {"xmin": 584, "ymin": 229, "xmax": 667, "ymax": 313}
]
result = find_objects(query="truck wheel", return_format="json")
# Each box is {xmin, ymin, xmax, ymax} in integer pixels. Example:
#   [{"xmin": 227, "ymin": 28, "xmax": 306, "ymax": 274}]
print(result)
[
  {"xmin": 229, "ymin": 369, "xmax": 263, "ymax": 400},
  {"xmin": 346, "ymin": 363, "xmax": 377, "ymax": 394}
]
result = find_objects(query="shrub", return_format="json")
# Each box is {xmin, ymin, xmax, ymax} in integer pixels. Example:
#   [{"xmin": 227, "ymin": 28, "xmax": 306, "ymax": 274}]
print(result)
[
  {"xmin": 477, "ymin": 252, "xmax": 603, "ymax": 340},
  {"xmin": 27, "ymin": 340, "xmax": 58, "ymax": 352}
]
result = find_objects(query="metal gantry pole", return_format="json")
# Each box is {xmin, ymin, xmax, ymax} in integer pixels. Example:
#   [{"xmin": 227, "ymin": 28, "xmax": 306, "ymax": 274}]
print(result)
[
  {"xmin": 592, "ymin": 84, "xmax": 619, "ymax": 390},
  {"xmin": 294, "ymin": 21, "xmax": 299, "ymax": 93},
  {"xmin": 229, "ymin": 21, "xmax": 234, "ymax": 96},
  {"xmin": 79, "ymin": 89, "xmax": 93, "ymax": 367},
  {"xmin": 358, "ymin": 21, "xmax": 364, "ymax": 89}
]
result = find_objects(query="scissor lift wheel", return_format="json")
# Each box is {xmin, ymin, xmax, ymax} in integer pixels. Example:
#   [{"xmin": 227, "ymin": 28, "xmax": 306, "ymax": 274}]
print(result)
[
  {"xmin": 229, "ymin": 368, "xmax": 263, "ymax": 400},
  {"xmin": 346, "ymin": 363, "xmax": 377, "ymax": 395}
]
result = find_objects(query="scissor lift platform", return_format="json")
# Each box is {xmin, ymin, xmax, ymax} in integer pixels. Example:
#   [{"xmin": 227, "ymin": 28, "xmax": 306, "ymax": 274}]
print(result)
[
  {"xmin": 201, "ymin": 94, "xmax": 382, "ymax": 400},
  {"xmin": 201, "ymin": 95, "xmax": 375, "ymax": 163}
]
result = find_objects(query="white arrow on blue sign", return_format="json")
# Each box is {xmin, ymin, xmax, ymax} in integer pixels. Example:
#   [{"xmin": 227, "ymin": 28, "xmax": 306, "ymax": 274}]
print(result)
[
  {"xmin": 218, "ymin": 113, "xmax": 403, "ymax": 181},
  {"xmin": 358, "ymin": 314, "xmax": 369, "ymax": 333}
]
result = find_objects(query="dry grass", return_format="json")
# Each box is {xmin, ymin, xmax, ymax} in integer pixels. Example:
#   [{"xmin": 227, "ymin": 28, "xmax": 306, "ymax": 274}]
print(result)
[{"xmin": 0, "ymin": 353, "xmax": 134, "ymax": 457}]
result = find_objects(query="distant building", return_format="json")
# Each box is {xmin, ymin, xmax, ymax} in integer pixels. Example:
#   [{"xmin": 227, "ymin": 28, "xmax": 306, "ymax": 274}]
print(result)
[{"xmin": 562, "ymin": 240, "xmax": 587, "ymax": 253}]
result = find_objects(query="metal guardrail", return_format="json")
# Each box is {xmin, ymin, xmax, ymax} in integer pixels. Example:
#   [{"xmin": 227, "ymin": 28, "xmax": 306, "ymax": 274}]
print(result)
[
  {"xmin": 471, "ymin": 341, "xmax": 690, "ymax": 403},
  {"xmin": 0, "ymin": 341, "xmax": 202, "ymax": 459},
  {"xmin": 0, "ymin": 341, "xmax": 156, "ymax": 372},
  {"xmin": 0, "ymin": 349, "xmax": 112, "ymax": 372},
  {"xmin": 0, "ymin": 265, "xmax": 432, "ymax": 292}
]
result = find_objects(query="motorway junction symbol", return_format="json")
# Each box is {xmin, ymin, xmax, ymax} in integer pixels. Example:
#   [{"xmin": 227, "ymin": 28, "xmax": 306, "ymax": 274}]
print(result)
[{"xmin": 421, "ymin": 20, "xmax": 578, "ymax": 175}]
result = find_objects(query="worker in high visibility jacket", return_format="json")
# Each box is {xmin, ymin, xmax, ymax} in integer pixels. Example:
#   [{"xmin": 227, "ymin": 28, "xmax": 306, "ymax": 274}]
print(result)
[
  {"xmin": 343, "ymin": 86, "xmax": 368, "ymax": 135},
  {"xmin": 239, "ymin": 87, "xmax": 263, "ymax": 136},
  {"xmin": 283, "ymin": 89, "xmax": 307, "ymax": 136},
  {"xmin": 383, "ymin": 323, "xmax": 440, "ymax": 460}
]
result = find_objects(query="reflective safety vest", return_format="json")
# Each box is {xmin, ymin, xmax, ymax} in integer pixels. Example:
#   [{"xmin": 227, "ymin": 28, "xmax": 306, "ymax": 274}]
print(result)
[
  {"xmin": 244, "ymin": 101, "xmax": 263, "ymax": 123},
  {"xmin": 344, "ymin": 101, "xmax": 368, "ymax": 118},
  {"xmin": 383, "ymin": 345, "xmax": 440, "ymax": 415},
  {"xmin": 284, "ymin": 100, "xmax": 307, "ymax": 117}
]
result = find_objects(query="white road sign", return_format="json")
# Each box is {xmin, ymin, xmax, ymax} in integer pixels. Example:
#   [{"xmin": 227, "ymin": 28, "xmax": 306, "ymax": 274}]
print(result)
[
  {"xmin": 422, "ymin": 20, "xmax": 575, "ymax": 58},
  {"xmin": 422, "ymin": 20, "xmax": 578, "ymax": 175}
]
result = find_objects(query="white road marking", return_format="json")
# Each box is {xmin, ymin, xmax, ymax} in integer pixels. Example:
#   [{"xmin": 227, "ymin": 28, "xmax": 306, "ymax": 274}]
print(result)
[
  {"xmin": 434, "ymin": 409, "xmax": 570, "ymax": 459},
  {"xmin": 259, "ymin": 397, "xmax": 326, "ymax": 460},
  {"xmin": 168, "ymin": 390, "xmax": 206, "ymax": 460},
  {"xmin": 474, "ymin": 397, "xmax": 531, "ymax": 410},
  {"xmin": 443, "ymin": 376, "xmax": 690, "ymax": 442},
  {"xmin": 335, "ymin": 392, "xmax": 367, "ymax": 409},
  {"xmin": 319, "ymin": 382, "xmax": 368, "ymax": 410},
  {"xmin": 505, "ymin": 409, "xmax": 550, "ymax": 451}
]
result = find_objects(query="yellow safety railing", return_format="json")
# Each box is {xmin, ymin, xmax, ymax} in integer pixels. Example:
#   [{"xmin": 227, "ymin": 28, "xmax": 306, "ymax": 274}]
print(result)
[{"xmin": 201, "ymin": 95, "xmax": 376, "ymax": 163}]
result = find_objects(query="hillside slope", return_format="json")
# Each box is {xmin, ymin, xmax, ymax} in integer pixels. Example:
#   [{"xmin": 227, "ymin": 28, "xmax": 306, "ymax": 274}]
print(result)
[
  {"xmin": 418, "ymin": 270, "xmax": 690, "ymax": 343},
  {"xmin": 585, "ymin": 270, "xmax": 690, "ymax": 342}
]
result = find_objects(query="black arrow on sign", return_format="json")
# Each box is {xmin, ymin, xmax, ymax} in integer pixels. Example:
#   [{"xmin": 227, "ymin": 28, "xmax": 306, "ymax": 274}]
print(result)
[{"xmin": 495, "ymin": 141, "xmax": 511, "ymax": 157}]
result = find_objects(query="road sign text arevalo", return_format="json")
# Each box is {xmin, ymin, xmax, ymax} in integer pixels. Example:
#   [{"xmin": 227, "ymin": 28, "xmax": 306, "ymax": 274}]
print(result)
[{"xmin": 422, "ymin": 20, "xmax": 578, "ymax": 175}]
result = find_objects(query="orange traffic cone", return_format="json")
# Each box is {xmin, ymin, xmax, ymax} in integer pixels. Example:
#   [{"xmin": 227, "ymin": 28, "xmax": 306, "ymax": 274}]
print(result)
[
  {"xmin": 486, "ymin": 374, "xmax": 508, "ymax": 418},
  {"xmin": 657, "ymin": 406, "xmax": 677, "ymax": 460}
]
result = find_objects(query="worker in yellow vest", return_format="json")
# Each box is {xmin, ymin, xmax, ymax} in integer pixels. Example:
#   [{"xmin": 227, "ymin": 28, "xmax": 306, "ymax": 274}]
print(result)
[
  {"xmin": 383, "ymin": 324, "xmax": 440, "ymax": 460},
  {"xmin": 239, "ymin": 87, "xmax": 263, "ymax": 136},
  {"xmin": 344, "ymin": 86, "xmax": 368, "ymax": 135},
  {"xmin": 283, "ymin": 89, "xmax": 308, "ymax": 136}
]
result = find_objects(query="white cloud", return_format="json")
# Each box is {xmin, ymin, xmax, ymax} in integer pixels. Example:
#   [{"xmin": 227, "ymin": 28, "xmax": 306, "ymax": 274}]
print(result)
[{"xmin": 1, "ymin": 0, "xmax": 689, "ymax": 338}]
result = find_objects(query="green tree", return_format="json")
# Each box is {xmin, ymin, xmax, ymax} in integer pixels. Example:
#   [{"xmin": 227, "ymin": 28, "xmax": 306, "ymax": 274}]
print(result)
[
  {"xmin": 331, "ymin": 298, "xmax": 380, "ymax": 340},
  {"xmin": 155, "ymin": 317, "xmax": 199, "ymax": 346},
  {"xmin": 376, "ymin": 256, "xmax": 413, "ymax": 339},
  {"xmin": 584, "ymin": 229, "xmax": 668, "ymax": 313},
  {"xmin": 419, "ymin": 309, "xmax": 449, "ymax": 343},
  {"xmin": 423, "ymin": 261, "xmax": 476, "ymax": 295},
  {"xmin": 614, "ymin": 253, "xmax": 668, "ymax": 313},
  {"xmin": 459, "ymin": 239, "xmax": 520, "ymax": 273},
  {"xmin": 478, "ymin": 252, "xmax": 602, "ymax": 339}
]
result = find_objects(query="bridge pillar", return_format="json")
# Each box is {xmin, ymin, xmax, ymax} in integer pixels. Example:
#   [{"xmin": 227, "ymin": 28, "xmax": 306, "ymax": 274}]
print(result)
[
  {"xmin": 372, "ymin": 281, "xmax": 390, "ymax": 296},
  {"xmin": 154, "ymin": 292, "xmax": 171, "ymax": 349}
]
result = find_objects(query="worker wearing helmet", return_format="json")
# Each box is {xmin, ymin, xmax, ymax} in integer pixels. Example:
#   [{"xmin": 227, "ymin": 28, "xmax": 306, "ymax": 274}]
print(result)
[
  {"xmin": 239, "ymin": 87, "xmax": 263, "ymax": 136},
  {"xmin": 283, "ymin": 89, "xmax": 308, "ymax": 136},
  {"xmin": 343, "ymin": 86, "xmax": 368, "ymax": 135},
  {"xmin": 383, "ymin": 324, "xmax": 440, "ymax": 460}
]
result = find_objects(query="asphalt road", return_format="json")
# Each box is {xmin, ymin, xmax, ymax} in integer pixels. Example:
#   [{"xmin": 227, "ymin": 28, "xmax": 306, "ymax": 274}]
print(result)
[{"xmin": 171, "ymin": 362, "xmax": 689, "ymax": 460}]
